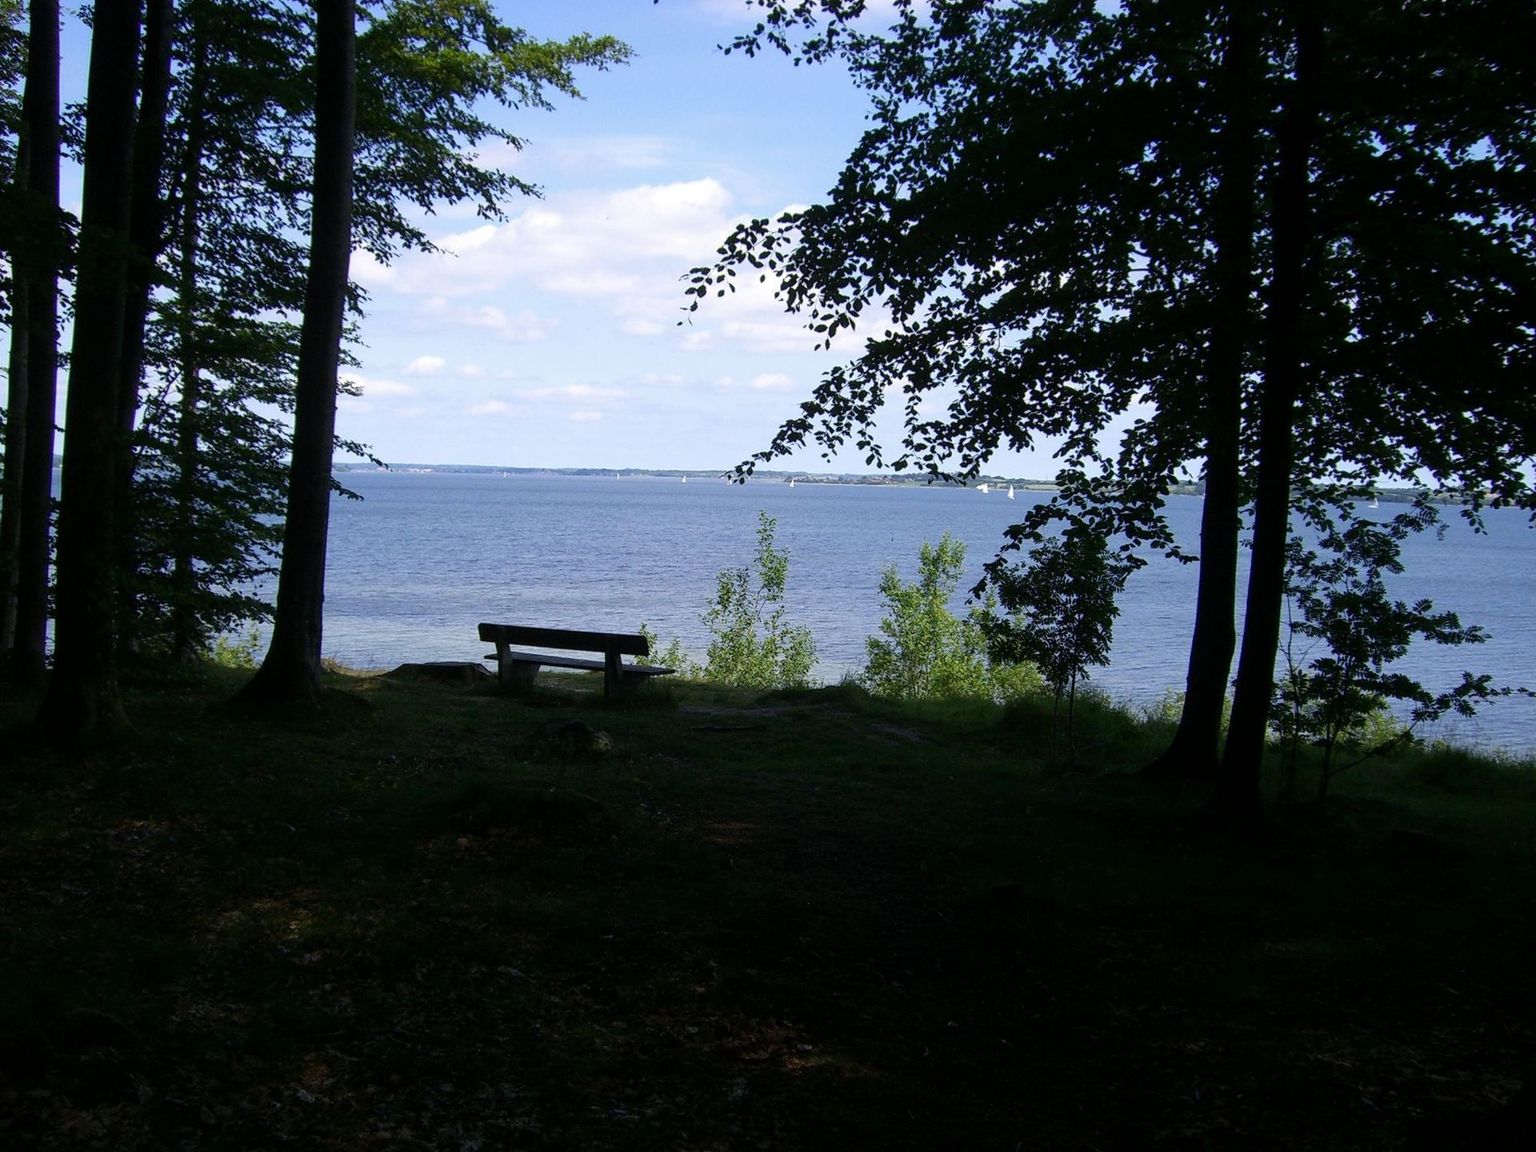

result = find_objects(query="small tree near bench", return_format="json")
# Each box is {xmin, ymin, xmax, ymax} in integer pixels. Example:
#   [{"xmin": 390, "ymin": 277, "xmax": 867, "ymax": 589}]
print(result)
[{"xmin": 699, "ymin": 512, "xmax": 817, "ymax": 690}]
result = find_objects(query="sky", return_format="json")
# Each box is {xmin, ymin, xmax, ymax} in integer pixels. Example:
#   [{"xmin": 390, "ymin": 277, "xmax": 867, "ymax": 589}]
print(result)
[
  {"xmin": 340, "ymin": 0, "xmax": 918, "ymax": 473},
  {"xmin": 44, "ymin": 0, "xmax": 1071, "ymax": 476}
]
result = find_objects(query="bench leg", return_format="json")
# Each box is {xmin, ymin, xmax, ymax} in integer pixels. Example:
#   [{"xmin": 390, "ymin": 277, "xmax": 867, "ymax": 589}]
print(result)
[
  {"xmin": 603, "ymin": 650, "xmax": 622, "ymax": 702},
  {"xmin": 496, "ymin": 641, "xmax": 540, "ymax": 691}
]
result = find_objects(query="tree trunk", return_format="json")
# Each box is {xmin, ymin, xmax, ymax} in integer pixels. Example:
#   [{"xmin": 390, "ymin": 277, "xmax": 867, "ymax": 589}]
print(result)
[
  {"xmin": 35, "ymin": 0, "xmax": 142, "ymax": 738},
  {"xmin": 1, "ymin": 140, "xmax": 29, "ymax": 654},
  {"xmin": 236, "ymin": 0, "xmax": 356, "ymax": 706},
  {"xmin": 169, "ymin": 35, "xmax": 210, "ymax": 663},
  {"xmin": 9, "ymin": 0, "xmax": 62, "ymax": 686},
  {"xmin": 1145, "ymin": 1, "xmax": 1258, "ymax": 782},
  {"xmin": 1214, "ymin": 0, "xmax": 1323, "ymax": 821},
  {"xmin": 114, "ymin": 0, "xmax": 176, "ymax": 656}
]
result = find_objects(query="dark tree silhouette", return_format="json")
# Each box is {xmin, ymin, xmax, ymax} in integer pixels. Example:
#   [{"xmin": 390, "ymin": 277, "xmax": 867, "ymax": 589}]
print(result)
[
  {"xmin": 696, "ymin": 0, "xmax": 1536, "ymax": 822},
  {"xmin": 113, "ymin": 0, "xmax": 176, "ymax": 654},
  {"xmin": 1143, "ymin": 1, "xmax": 1258, "ymax": 783},
  {"xmin": 2, "ymin": 0, "xmax": 62, "ymax": 685},
  {"xmin": 1214, "ymin": 0, "xmax": 1322, "ymax": 820},
  {"xmin": 235, "ymin": 0, "xmax": 356, "ymax": 707},
  {"xmin": 36, "ymin": 0, "xmax": 140, "ymax": 736}
]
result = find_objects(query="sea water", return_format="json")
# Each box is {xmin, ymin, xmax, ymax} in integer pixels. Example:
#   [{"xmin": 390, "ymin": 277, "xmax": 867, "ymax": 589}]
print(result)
[{"xmin": 308, "ymin": 470, "xmax": 1535, "ymax": 754}]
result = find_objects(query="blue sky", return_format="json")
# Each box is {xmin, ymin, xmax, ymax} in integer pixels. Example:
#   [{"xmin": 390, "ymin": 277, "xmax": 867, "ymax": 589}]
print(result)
[
  {"xmin": 341, "ymin": 0, "xmax": 907, "ymax": 472},
  {"xmin": 47, "ymin": 0, "xmax": 1072, "ymax": 476}
]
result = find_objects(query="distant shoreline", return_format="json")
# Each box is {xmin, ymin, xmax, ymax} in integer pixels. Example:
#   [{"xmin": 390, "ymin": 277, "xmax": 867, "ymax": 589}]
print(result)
[
  {"xmin": 335, "ymin": 462, "xmax": 1038, "ymax": 487},
  {"xmin": 333, "ymin": 463, "xmax": 1453, "ymax": 504}
]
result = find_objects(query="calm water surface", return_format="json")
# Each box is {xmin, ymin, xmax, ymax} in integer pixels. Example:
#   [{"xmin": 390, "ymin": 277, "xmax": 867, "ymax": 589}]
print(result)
[{"xmin": 309, "ymin": 471, "xmax": 1535, "ymax": 754}]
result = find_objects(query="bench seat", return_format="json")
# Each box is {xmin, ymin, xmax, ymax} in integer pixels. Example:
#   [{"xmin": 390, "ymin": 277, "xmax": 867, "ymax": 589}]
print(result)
[
  {"xmin": 478, "ymin": 623, "xmax": 674, "ymax": 700},
  {"xmin": 485, "ymin": 649, "xmax": 675, "ymax": 678}
]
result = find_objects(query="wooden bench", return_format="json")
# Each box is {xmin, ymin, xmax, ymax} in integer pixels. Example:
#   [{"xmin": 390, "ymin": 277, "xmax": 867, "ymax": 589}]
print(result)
[{"xmin": 478, "ymin": 623, "xmax": 674, "ymax": 700}]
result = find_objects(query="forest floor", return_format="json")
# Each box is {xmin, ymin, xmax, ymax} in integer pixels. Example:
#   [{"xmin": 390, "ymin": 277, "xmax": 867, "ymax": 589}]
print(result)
[{"xmin": 2, "ymin": 666, "xmax": 1534, "ymax": 1150}]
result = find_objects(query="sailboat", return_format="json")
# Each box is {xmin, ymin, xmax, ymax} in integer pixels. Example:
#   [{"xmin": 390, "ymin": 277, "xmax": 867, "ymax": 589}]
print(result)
[
  {"xmin": 789, "ymin": 478, "xmax": 796, "ymax": 488},
  {"xmin": 1007, "ymin": 485, "xmax": 1015, "ymax": 500},
  {"xmin": 681, "ymin": 475, "xmax": 687, "ymax": 484},
  {"xmin": 977, "ymin": 483, "xmax": 990, "ymax": 494}
]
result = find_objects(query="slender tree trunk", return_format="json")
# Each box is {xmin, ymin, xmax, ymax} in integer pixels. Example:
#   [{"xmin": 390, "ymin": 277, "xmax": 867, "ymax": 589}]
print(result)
[
  {"xmin": 236, "ymin": 0, "xmax": 356, "ymax": 706},
  {"xmin": 1145, "ymin": 1, "xmax": 1257, "ymax": 783},
  {"xmin": 9, "ymin": 0, "xmax": 62, "ymax": 686},
  {"xmin": 36, "ymin": 0, "xmax": 142, "ymax": 738},
  {"xmin": 1, "ymin": 140, "xmax": 29, "ymax": 653},
  {"xmin": 1214, "ymin": 0, "xmax": 1323, "ymax": 821},
  {"xmin": 167, "ymin": 14, "xmax": 212, "ymax": 662},
  {"xmin": 115, "ymin": 0, "xmax": 176, "ymax": 656},
  {"xmin": 169, "ymin": 56, "xmax": 209, "ymax": 662}
]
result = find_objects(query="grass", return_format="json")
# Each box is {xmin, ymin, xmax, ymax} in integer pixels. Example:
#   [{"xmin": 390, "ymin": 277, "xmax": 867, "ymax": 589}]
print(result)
[{"xmin": 2, "ymin": 666, "xmax": 1534, "ymax": 1149}]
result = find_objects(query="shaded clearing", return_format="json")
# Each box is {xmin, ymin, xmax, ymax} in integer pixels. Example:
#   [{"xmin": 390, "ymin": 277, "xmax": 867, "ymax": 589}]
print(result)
[{"xmin": 2, "ymin": 668, "xmax": 1533, "ymax": 1149}]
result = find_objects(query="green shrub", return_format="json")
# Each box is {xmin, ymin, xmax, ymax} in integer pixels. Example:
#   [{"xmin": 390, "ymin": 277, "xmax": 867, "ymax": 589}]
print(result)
[
  {"xmin": 700, "ymin": 512, "xmax": 817, "ymax": 690},
  {"xmin": 862, "ymin": 533, "xmax": 1040, "ymax": 702},
  {"xmin": 207, "ymin": 628, "xmax": 261, "ymax": 669},
  {"xmin": 984, "ymin": 527, "xmax": 1129, "ymax": 759},
  {"xmin": 1274, "ymin": 498, "xmax": 1504, "ymax": 799},
  {"xmin": 637, "ymin": 624, "xmax": 696, "ymax": 677}
]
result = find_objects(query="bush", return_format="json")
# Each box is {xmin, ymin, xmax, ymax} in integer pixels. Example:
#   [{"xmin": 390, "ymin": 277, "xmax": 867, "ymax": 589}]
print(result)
[
  {"xmin": 984, "ymin": 527, "xmax": 1129, "ymax": 758},
  {"xmin": 637, "ymin": 625, "xmax": 695, "ymax": 677},
  {"xmin": 1273, "ymin": 497, "xmax": 1505, "ymax": 799},
  {"xmin": 862, "ymin": 533, "xmax": 1040, "ymax": 702},
  {"xmin": 700, "ymin": 512, "xmax": 817, "ymax": 690},
  {"xmin": 207, "ymin": 628, "xmax": 261, "ymax": 670}
]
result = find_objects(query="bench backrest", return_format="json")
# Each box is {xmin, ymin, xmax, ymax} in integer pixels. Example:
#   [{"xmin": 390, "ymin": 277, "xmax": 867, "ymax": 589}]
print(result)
[{"xmin": 478, "ymin": 622, "xmax": 650, "ymax": 657}]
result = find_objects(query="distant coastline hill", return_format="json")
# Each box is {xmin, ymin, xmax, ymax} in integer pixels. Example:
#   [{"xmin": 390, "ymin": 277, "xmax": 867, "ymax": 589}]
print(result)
[
  {"xmin": 336, "ymin": 463, "xmax": 1063, "ymax": 488},
  {"xmin": 334, "ymin": 465, "xmax": 1453, "ymax": 505}
]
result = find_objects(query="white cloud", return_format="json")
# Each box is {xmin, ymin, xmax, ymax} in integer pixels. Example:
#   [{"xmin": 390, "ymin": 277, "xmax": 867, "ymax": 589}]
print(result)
[
  {"xmin": 457, "ymin": 364, "xmax": 487, "ymax": 378},
  {"xmin": 351, "ymin": 250, "xmax": 395, "ymax": 289},
  {"xmin": 568, "ymin": 411, "xmax": 604, "ymax": 423},
  {"xmin": 367, "ymin": 177, "xmax": 823, "ymax": 357},
  {"xmin": 719, "ymin": 318, "xmax": 813, "ymax": 354},
  {"xmin": 542, "ymin": 269, "xmax": 647, "ymax": 297},
  {"xmin": 465, "ymin": 400, "xmax": 525, "ymax": 417},
  {"xmin": 521, "ymin": 384, "xmax": 626, "ymax": 402},
  {"xmin": 377, "ymin": 179, "xmax": 737, "ymax": 302},
  {"xmin": 440, "ymin": 223, "xmax": 499, "ymax": 253},
  {"xmin": 749, "ymin": 372, "xmax": 796, "ymax": 391},
  {"xmin": 419, "ymin": 298, "xmax": 558, "ymax": 341},
  {"xmin": 341, "ymin": 371, "xmax": 415, "ymax": 398},
  {"xmin": 405, "ymin": 355, "xmax": 445, "ymax": 376}
]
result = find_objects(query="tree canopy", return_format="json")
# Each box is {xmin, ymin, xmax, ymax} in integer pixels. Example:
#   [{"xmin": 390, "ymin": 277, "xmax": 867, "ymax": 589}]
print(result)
[
  {"xmin": 691, "ymin": 0, "xmax": 1536, "ymax": 816},
  {"xmin": 0, "ymin": 0, "xmax": 630, "ymax": 727}
]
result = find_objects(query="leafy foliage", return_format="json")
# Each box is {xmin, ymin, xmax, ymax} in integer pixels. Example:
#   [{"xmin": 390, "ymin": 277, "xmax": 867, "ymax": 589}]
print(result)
[
  {"xmin": 984, "ymin": 527, "xmax": 1130, "ymax": 752},
  {"xmin": 1274, "ymin": 497, "xmax": 1515, "ymax": 799},
  {"xmin": 208, "ymin": 626, "xmax": 261, "ymax": 669},
  {"xmin": 862, "ymin": 532, "xmax": 1037, "ymax": 701},
  {"xmin": 694, "ymin": 0, "xmax": 1536, "ymax": 810},
  {"xmin": 354, "ymin": 0, "xmax": 630, "ymax": 256},
  {"xmin": 118, "ymin": 0, "xmax": 630, "ymax": 657},
  {"xmin": 701, "ymin": 511, "xmax": 816, "ymax": 690},
  {"xmin": 0, "ymin": 0, "xmax": 25, "ymax": 318},
  {"xmin": 637, "ymin": 622, "xmax": 696, "ymax": 679}
]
